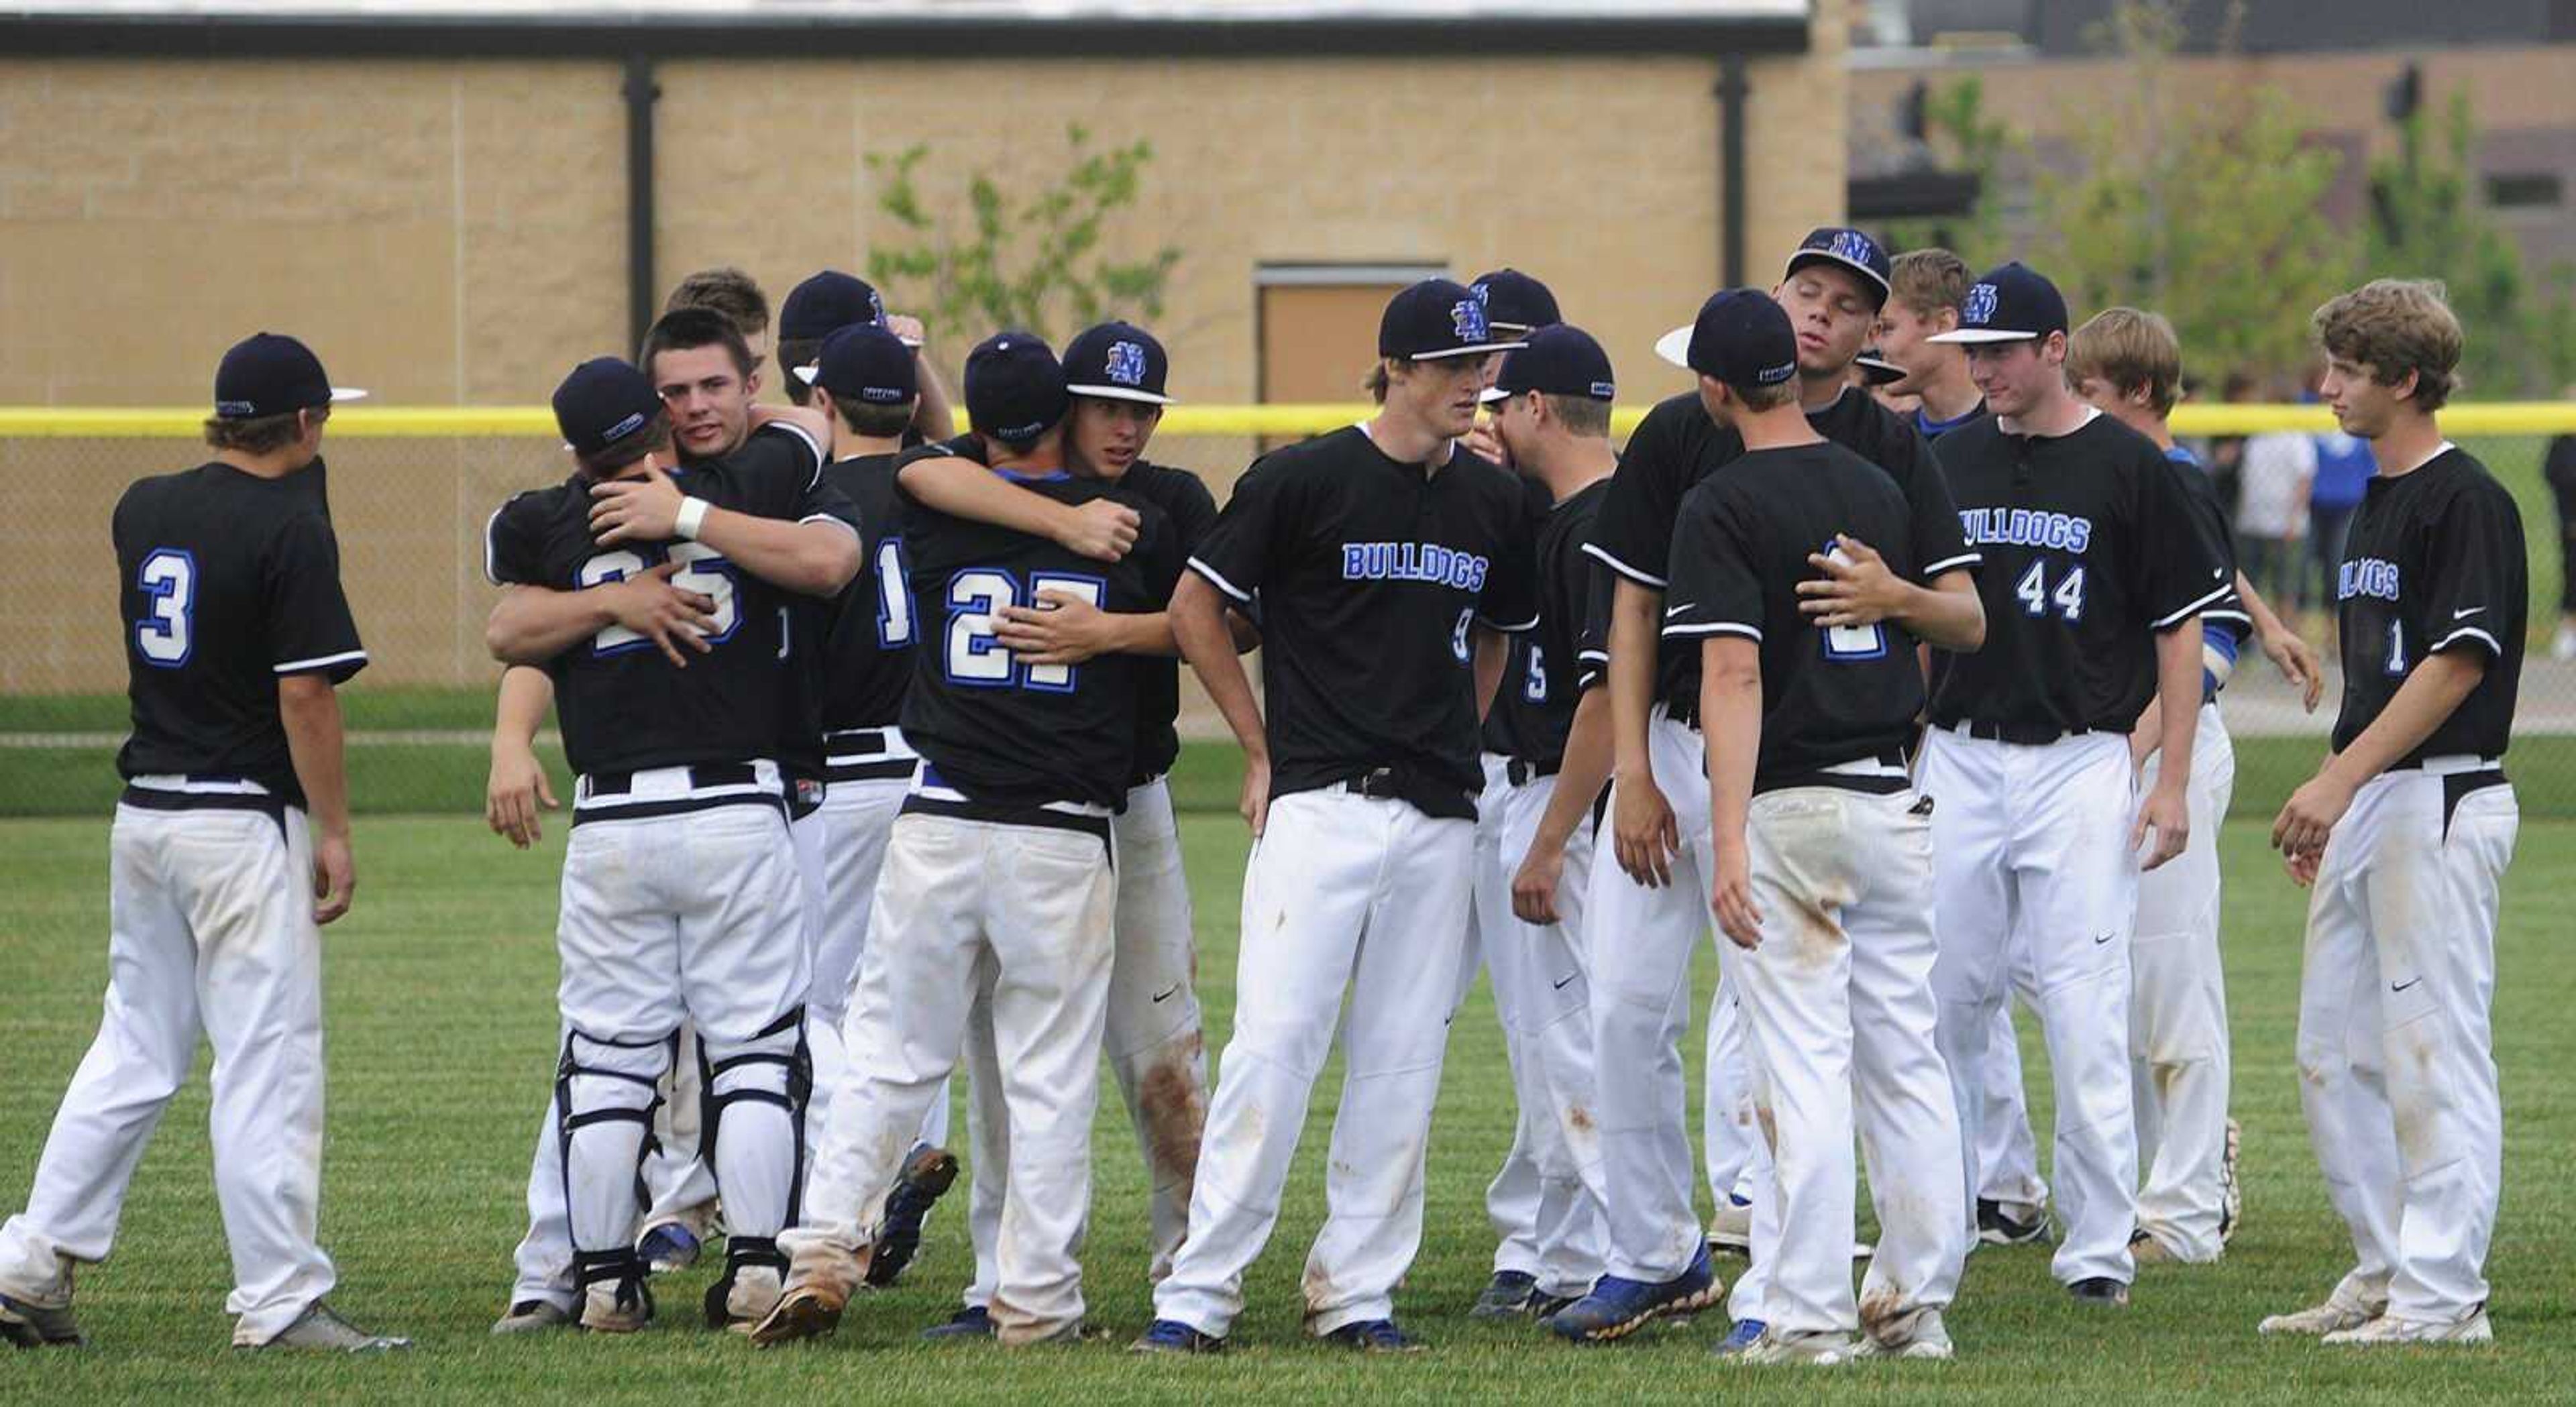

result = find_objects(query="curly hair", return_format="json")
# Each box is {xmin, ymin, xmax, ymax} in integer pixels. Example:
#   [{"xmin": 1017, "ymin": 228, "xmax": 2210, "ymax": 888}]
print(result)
[{"xmin": 2312, "ymin": 279, "xmax": 2463, "ymax": 412}]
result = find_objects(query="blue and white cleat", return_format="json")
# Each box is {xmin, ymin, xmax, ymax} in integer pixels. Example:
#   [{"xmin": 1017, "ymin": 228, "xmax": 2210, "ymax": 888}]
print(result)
[
  {"xmin": 1546, "ymin": 1245, "xmax": 1722, "ymax": 1343},
  {"xmin": 1130, "ymin": 1318, "xmax": 1226, "ymax": 1355}
]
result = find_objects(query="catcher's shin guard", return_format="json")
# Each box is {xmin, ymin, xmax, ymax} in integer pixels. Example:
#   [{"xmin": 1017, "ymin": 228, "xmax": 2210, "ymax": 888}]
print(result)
[{"xmin": 698, "ymin": 1007, "xmax": 814, "ymax": 1239}]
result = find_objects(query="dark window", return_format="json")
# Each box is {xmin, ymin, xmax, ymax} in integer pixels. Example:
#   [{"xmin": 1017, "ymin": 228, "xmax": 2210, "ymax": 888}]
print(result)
[{"xmin": 2486, "ymin": 172, "xmax": 2564, "ymax": 210}]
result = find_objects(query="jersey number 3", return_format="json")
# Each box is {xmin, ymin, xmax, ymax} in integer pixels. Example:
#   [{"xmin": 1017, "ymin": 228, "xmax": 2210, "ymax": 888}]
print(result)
[
  {"xmin": 944, "ymin": 569, "xmax": 1107, "ymax": 692},
  {"xmin": 135, "ymin": 548, "xmax": 198, "ymax": 668}
]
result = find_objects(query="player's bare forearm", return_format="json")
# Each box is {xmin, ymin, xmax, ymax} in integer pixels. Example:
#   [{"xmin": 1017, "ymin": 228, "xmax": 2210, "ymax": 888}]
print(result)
[
  {"xmin": 2322, "ymin": 651, "xmax": 2486, "ymax": 790},
  {"xmin": 1607, "ymin": 578, "xmax": 1660, "ymax": 776},
  {"xmin": 747, "ymin": 401, "xmax": 835, "ymax": 450},
  {"xmin": 1699, "ymin": 640, "xmax": 1764, "ymax": 948},
  {"xmin": 486, "ymin": 584, "xmax": 617, "ymax": 665},
  {"xmin": 1534, "ymin": 688, "xmax": 1614, "ymax": 855},
  {"xmin": 2237, "ymin": 569, "xmax": 2324, "ymax": 710},
  {"xmin": 1902, "ymin": 571, "xmax": 1986, "ymax": 652},
  {"xmin": 897, "ymin": 453, "xmax": 1139, "ymax": 561},
  {"xmin": 2153, "ymin": 622, "xmax": 2202, "ymax": 781},
  {"xmin": 493, "ymin": 666, "xmax": 553, "ymax": 749},
  {"xmin": 278, "ymin": 673, "xmax": 352, "ymax": 840},
  {"xmin": 1173, "ymin": 575, "xmax": 1268, "ymax": 761},
  {"xmin": 697, "ymin": 510, "xmax": 860, "ymax": 596},
  {"xmin": 1473, "ymin": 627, "xmax": 1508, "ymax": 722}
]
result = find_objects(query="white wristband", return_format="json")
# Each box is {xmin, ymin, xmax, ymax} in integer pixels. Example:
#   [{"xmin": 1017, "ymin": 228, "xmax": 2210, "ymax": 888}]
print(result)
[{"xmin": 673, "ymin": 496, "xmax": 710, "ymax": 541}]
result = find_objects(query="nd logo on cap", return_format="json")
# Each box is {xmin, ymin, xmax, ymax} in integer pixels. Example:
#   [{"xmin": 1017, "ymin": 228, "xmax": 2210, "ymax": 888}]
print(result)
[
  {"xmin": 1963, "ymin": 282, "xmax": 2000, "ymax": 327},
  {"xmin": 1106, "ymin": 341, "xmax": 1148, "ymax": 387},
  {"xmin": 1452, "ymin": 300, "xmax": 1491, "ymax": 343},
  {"xmin": 1829, "ymin": 229, "xmax": 1879, "ymax": 266}
]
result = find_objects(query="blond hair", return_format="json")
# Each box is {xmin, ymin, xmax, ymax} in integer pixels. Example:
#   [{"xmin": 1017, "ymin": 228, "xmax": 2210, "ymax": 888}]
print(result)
[
  {"xmin": 1888, "ymin": 248, "xmax": 1971, "ymax": 319},
  {"xmin": 2312, "ymin": 279, "xmax": 2463, "ymax": 412},
  {"xmin": 2068, "ymin": 307, "xmax": 2184, "ymax": 416}
]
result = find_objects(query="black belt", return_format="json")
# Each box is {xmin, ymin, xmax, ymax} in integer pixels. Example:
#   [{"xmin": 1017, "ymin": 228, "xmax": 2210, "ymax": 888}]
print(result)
[
  {"xmin": 1340, "ymin": 768, "xmax": 1407, "ymax": 801},
  {"xmin": 1953, "ymin": 720, "xmax": 2094, "ymax": 746},
  {"xmin": 1505, "ymin": 757, "xmax": 1561, "ymax": 787},
  {"xmin": 1754, "ymin": 748, "xmax": 1913, "ymax": 798},
  {"xmin": 823, "ymin": 727, "xmax": 901, "ymax": 754},
  {"xmin": 117, "ymin": 778, "xmax": 291, "ymax": 831},
  {"xmin": 583, "ymin": 763, "xmax": 757, "ymax": 795},
  {"xmin": 1324, "ymin": 767, "xmax": 1475, "ymax": 821}
]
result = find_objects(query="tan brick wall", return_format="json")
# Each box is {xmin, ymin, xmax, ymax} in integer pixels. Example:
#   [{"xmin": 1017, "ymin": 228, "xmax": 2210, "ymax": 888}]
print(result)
[{"xmin": 0, "ymin": 35, "xmax": 1845, "ymax": 695}]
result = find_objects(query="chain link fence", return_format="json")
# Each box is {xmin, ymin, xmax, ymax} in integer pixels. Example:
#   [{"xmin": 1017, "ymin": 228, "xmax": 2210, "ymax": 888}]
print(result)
[{"xmin": 1, "ymin": 410, "xmax": 2568, "ymax": 820}]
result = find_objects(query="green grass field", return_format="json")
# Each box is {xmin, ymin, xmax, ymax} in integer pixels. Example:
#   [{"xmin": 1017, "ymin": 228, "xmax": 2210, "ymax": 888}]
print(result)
[{"xmin": 1, "ymin": 815, "xmax": 2571, "ymax": 1403}]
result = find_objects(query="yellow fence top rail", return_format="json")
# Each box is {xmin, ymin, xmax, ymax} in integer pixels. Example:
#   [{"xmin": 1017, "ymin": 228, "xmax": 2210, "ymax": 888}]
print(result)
[{"xmin": 1, "ymin": 402, "xmax": 2571, "ymax": 439}]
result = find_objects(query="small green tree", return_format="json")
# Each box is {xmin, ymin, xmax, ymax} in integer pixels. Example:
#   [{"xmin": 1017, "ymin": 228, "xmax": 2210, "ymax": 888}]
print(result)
[
  {"xmin": 2366, "ymin": 91, "xmax": 2576, "ymax": 396},
  {"xmin": 2027, "ymin": 0, "xmax": 2355, "ymax": 382},
  {"xmin": 1881, "ymin": 74, "xmax": 2021, "ymax": 264},
  {"xmin": 865, "ymin": 124, "xmax": 1183, "ymax": 347}
]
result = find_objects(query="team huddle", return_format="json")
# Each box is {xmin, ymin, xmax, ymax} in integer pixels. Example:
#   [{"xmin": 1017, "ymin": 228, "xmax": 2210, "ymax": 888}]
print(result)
[{"xmin": 0, "ymin": 229, "xmax": 2526, "ymax": 1362}]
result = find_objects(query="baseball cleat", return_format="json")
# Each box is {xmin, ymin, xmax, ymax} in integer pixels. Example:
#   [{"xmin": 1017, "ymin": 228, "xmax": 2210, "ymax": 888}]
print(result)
[
  {"xmin": 490, "ymin": 1298, "xmax": 575, "ymax": 1335},
  {"xmin": 1706, "ymin": 1196, "xmax": 1754, "ymax": 1255},
  {"xmin": 249, "ymin": 1301, "xmax": 411, "ymax": 1353},
  {"xmin": 0, "ymin": 1289, "xmax": 83, "ymax": 1349},
  {"xmin": 639, "ymin": 1221, "xmax": 703, "ymax": 1275},
  {"xmin": 1854, "ymin": 1308, "xmax": 1955, "ymax": 1361},
  {"xmin": 1469, "ymin": 1270, "xmax": 1541, "ymax": 1320},
  {"xmin": 1324, "ymin": 1318, "xmax": 1426, "ymax": 1353},
  {"xmin": 748, "ymin": 1278, "xmax": 851, "ymax": 1347},
  {"xmin": 1529, "ymin": 1291, "xmax": 1580, "ymax": 1327},
  {"xmin": 2129, "ymin": 1229, "xmax": 2182, "ymax": 1266},
  {"xmin": 2068, "ymin": 1277, "xmax": 2130, "ymax": 1308},
  {"xmin": 922, "ymin": 1304, "xmax": 996, "ymax": 1341},
  {"xmin": 1710, "ymin": 1318, "xmax": 1769, "ymax": 1357},
  {"xmin": 1131, "ymin": 1318, "xmax": 1226, "ymax": 1355},
  {"xmin": 1548, "ymin": 1245, "xmax": 1722, "ymax": 1343},
  {"xmin": 2322, "ymin": 1307, "xmax": 2493, "ymax": 1347},
  {"xmin": 2259, "ymin": 1290, "xmax": 2387, "ymax": 1337},
  {"xmin": 2218, "ymin": 1118, "xmax": 2243, "ymax": 1245},
  {"xmin": 1976, "ymin": 1198, "xmax": 2051, "ymax": 1247},
  {"xmin": 580, "ymin": 1277, "xmax": 656, "ymax": 1334},
  {"xmin": 708, "ymin": 1264, "xmax": 784, "ymax": 1335},
  {"xmin": 1727, "ymin": 1328, "xmax": 1852, "ymax": 1366},
  {"xmin": 864, "ymin": 1144, "xmax": 959, "ymax": 1288}
]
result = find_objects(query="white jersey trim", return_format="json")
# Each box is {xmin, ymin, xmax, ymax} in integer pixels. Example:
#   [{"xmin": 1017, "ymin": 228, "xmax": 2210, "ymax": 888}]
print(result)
[
  {"xmin": 1580, "ymin": 540, "xmax": 1666, "ymax": 589},
  {"xmin": 1661, "ymin": 620, "xmax": 1761, "ymax": 641},
  {"xmin": 1185, "ymin": 556, "xmax": 1254, "ymax": 605},
  {"xmin": 274, "ymin": 649, "xmax": 368, "ymax": 675},
  {"xmin": 2150, "ymin": 579, "xmax": 2234, "ymax": 631},
  {"xmin": 1923, "ymin": 551, "xmax": 1984, "ymax": 575},
  {"xmin": 1476, "ymin": 611, "xmax": 1540, "ymax": 634},
  {"xmin": 2430, "ymin": 624, "xmax": 2503, "ymax": 657}
]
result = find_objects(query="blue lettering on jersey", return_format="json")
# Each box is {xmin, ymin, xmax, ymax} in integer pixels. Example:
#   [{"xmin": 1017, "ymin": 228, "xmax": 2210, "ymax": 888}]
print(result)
[
  {"xmin": 1955, "ymin": 507, "xmax": 2094, "ymax": 553},
  {"xmin": 1341, "ymin": 541, "xmax": 1492, "ymax": 592},
  {"xmin": 2339, "ymin": 557, "xmax": 2401, "ymax": 602}
]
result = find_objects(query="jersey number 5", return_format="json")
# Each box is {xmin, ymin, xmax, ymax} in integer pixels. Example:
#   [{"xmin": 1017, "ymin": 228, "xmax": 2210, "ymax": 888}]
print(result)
[
  {"xmin": 135, "ymin": 548, "xmax": 197, "ymax": 667},
  {"xmin": 945, "ymin": 569, "xmax": 1108, "ymax": 692}
]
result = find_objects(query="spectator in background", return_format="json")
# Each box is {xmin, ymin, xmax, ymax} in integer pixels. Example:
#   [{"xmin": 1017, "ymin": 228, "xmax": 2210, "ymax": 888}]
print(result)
[
  {"xmin": 2235, "ymin": 380, "xmax": 2316, "ymax": 613},
  {"xmin": 2306, "ymin": 372, "xmax": 2377, "ymax": 626},
  {"xmin": 2548, "ymin": 396, "xmax": 2576, "ymax": 659}
]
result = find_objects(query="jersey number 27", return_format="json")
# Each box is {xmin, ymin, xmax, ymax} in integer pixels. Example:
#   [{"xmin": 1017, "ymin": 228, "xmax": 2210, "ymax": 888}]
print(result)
[{"xmin": 944, "ymin": 568, "xmax": 1107, "ymax": 692}]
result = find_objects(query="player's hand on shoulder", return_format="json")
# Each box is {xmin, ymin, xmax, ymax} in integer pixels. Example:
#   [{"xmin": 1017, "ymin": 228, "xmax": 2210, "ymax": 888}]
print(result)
[
  {"xmin": 2133, "ymin": 779, "xmax": 2191, "ymax": 871},
  {"xmin": 1059, "ymin": 499, "xmax": 1141, "ymax": 563},
  {"xmin": 589, "ymin": 463, "xmax": 686, "ymax": 545},
  {"xmin": 1710, "ymin": 837, "xmax": 1762, "ymax": 950},
  {"xmin": 1797, "ymin": 534, "xmax": 1904, "ymax": 628},
  {"xmin": 486, "ymin": 743, "xmax": 560, "ymax": 849},
  {"xmin": 1512, "ymin": 840, "xmax": 1566, "ymax": 925},
  {"xmin": 606, "ymin": 561, "xmax": 719, "ymax": 668},
  {"xmin": 312, "ymin": 832, "xmax": 356, "ymax": 926},
  {"xmin": 1611, "ymin": 771, "xmax": 1680, "ymax": 888},
  {"xmin": 997, "ymin": 586, "xmax": 1115, "ymax": 666}
]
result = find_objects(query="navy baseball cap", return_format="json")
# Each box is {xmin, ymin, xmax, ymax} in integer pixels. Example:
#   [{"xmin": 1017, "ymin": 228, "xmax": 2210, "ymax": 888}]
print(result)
[
  {"xmin": 1470, "ymin": 268, "xmax": 1562, "ymax": 335},
  {"xmin": 964, "ymin": 331, "xmax": 1069, "ymax": 446},
  {"xmin": 1854, "ymin": 349, "xmax": 1906, "ymax": 386},
  {"xmin": 552, "ymin": 357, "xmax": 663, "ymax": 459},
  {"xmin": 213, "ymin": 333, "xmax": 366, "ymax": 419},
  {"xmin": 798, "ymin": 322, "xmax": 917, "ymax": 406},
  {"xmin": 1379, "ymin": 278, "xmax": 1528, "ymax": 361},
  {"xmin": 1656, "ymin": 289, "xmax": 1798, "ymax": 387},
  {"xmin": 1782, "ymin": 227, "xmax": 1893, "ymax": 309},
  {"xmin": 1929, "ymin": 262, "xmax": 2070, "ymax": 344},
  {"xmin": 777, "ymin": 270, "xmax": 887, "ymax": 343},
  {"xmin": 1062, "ymin": 321, "xmax": 1175, "ymax": 405},
  {"xmin": 1479, "ymin": 324, "xmax": 1616, "ymax": 404}
]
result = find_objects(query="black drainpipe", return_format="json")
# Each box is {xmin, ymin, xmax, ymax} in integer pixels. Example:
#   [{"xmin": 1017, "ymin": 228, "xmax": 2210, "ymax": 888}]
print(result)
[
  {"xmin": 1715, "ymin": 52, "xmax": 1749, "ymax": 288},
  {"xmin": 623, "ymin": 53, "xmax": 660, "ymax": 355}
]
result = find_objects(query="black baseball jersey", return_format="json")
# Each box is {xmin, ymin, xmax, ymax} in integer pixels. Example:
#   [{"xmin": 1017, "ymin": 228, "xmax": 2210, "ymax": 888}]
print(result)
[
  {"xmin": 2330, "ymin": 445, "xmax": 2525, "ymax": 763},
  {"xmin": 1485, "ymin": 477, "xmax": 1611, "ymax": 767},
  {"xmin": 113, "ymin": 462, "xmax": 368, "ymax": 807},
  {"xmin": 1189, "ymin": 425, "xmax": 1540, "ymax": 818},
  {"xmin": 2163, "ymin": 446, "xmax": 2251, "ymax": 649},
  {"xmin": 1664, "ymin": 443, "xmax": 1939, "ymax": 787},
  {"xmin": 484, "ymin": 431, "xmax": 855, "ymax": 778},
  {"xmin": 1589, "ymin": 386, "xmax": 1970, "ymax": 714},
  {"xmin": 896, "ymin": 469, "xmax": 1174, "ymax": 810},
  {"xmin": 1925, "ymin": 411, "xmax": 2233, "ymax": 735},
  {"xmin": 814, "ymin": 450, "xmax": 915, "ymax": 734}
]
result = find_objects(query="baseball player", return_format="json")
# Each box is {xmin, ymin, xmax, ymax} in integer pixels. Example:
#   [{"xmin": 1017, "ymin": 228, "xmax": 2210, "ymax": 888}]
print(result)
[
  {"xmin": 483, "ymin": 326, "xmax": 860, "ymax": 1334},
  {"xmin": 2068, "ymin": 307, "xmax": 2328, "ymax": 1263},
  {"xmin": 1136, "ymin": 279, "xmax": 1536, "ymax": 1355},
  {"xmin": 874, "ymin": 321, "xmax": 1218, "ymax": 1340},
  {"xmin": 1664, "ymin": 290, "xmax": 1983, "ymax": 1366},
  {"xmin": 1463, "ymin": 324, "xmax": 1623, "ymax": 1323},
  {"xmin": 2264, "ymin": 280, "xmax": 2523, "ymax": 1346},
  {"xmin": 753, "ymin": 332, "xmax": 1172, "ymax": 1349},
  {"xmin": 1918, "ymin": 262, "xmax": 2231, "ymax": 1307},
  {"xmin": 773, "ymin": 269, "xmax": 957, "ymax": 439},
  {"xmin": 0, "ymin": 335, "xmax": 403, "ymax": 1355},
  {"xmin": 1561, "ymin": 229, "xmax": 1964, "ymax": 1348}
]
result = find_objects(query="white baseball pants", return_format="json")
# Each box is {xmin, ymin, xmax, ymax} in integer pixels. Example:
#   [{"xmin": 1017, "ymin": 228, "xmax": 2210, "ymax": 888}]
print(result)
[
  {"xmin": 1923, "ymin": 728, "xmax": 2141, "ymax": 1288},
  {"xmin": 792, "ymin": 809, "xmax": 1116, "ymax": 1345},
  {"xmin": 1723, "ymin": 776, "xmax": 1967, "ymax": 1338},
  {"xmin": 1975, "ymin": 999, "xmax": 2049, "ymax": 1216},
  {"xmin": 1155, "ymin": 788, "xmax": 1474, "ymax": 1338},
  {"xmin": 0, "ymin": 801, "xmax": 334, "ymax": 1346},
  {"xmin": 959, "ymin": 776, "xmax": 1208, "ymax": 1308},
  {"xmin": 2297, "ymin": 758, "xmax": 2515, "ymax": 1325},
  {"xmin": 2131, "ymin": 703, "xmax": 2235, "ymax": 1260},
  {"xmin": 812, "ymin": 774, "xmax": 951, "ymax": 1153},
  {"xmin": 1458, "ymin": 765, "xmax": 1545, "ymax": 1288}
]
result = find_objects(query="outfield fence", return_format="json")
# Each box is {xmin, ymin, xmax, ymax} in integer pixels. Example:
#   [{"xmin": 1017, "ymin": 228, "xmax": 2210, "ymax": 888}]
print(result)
[{"xmin": 1, "ymin": 403, "xmax": 2570, "ymax": 820}]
